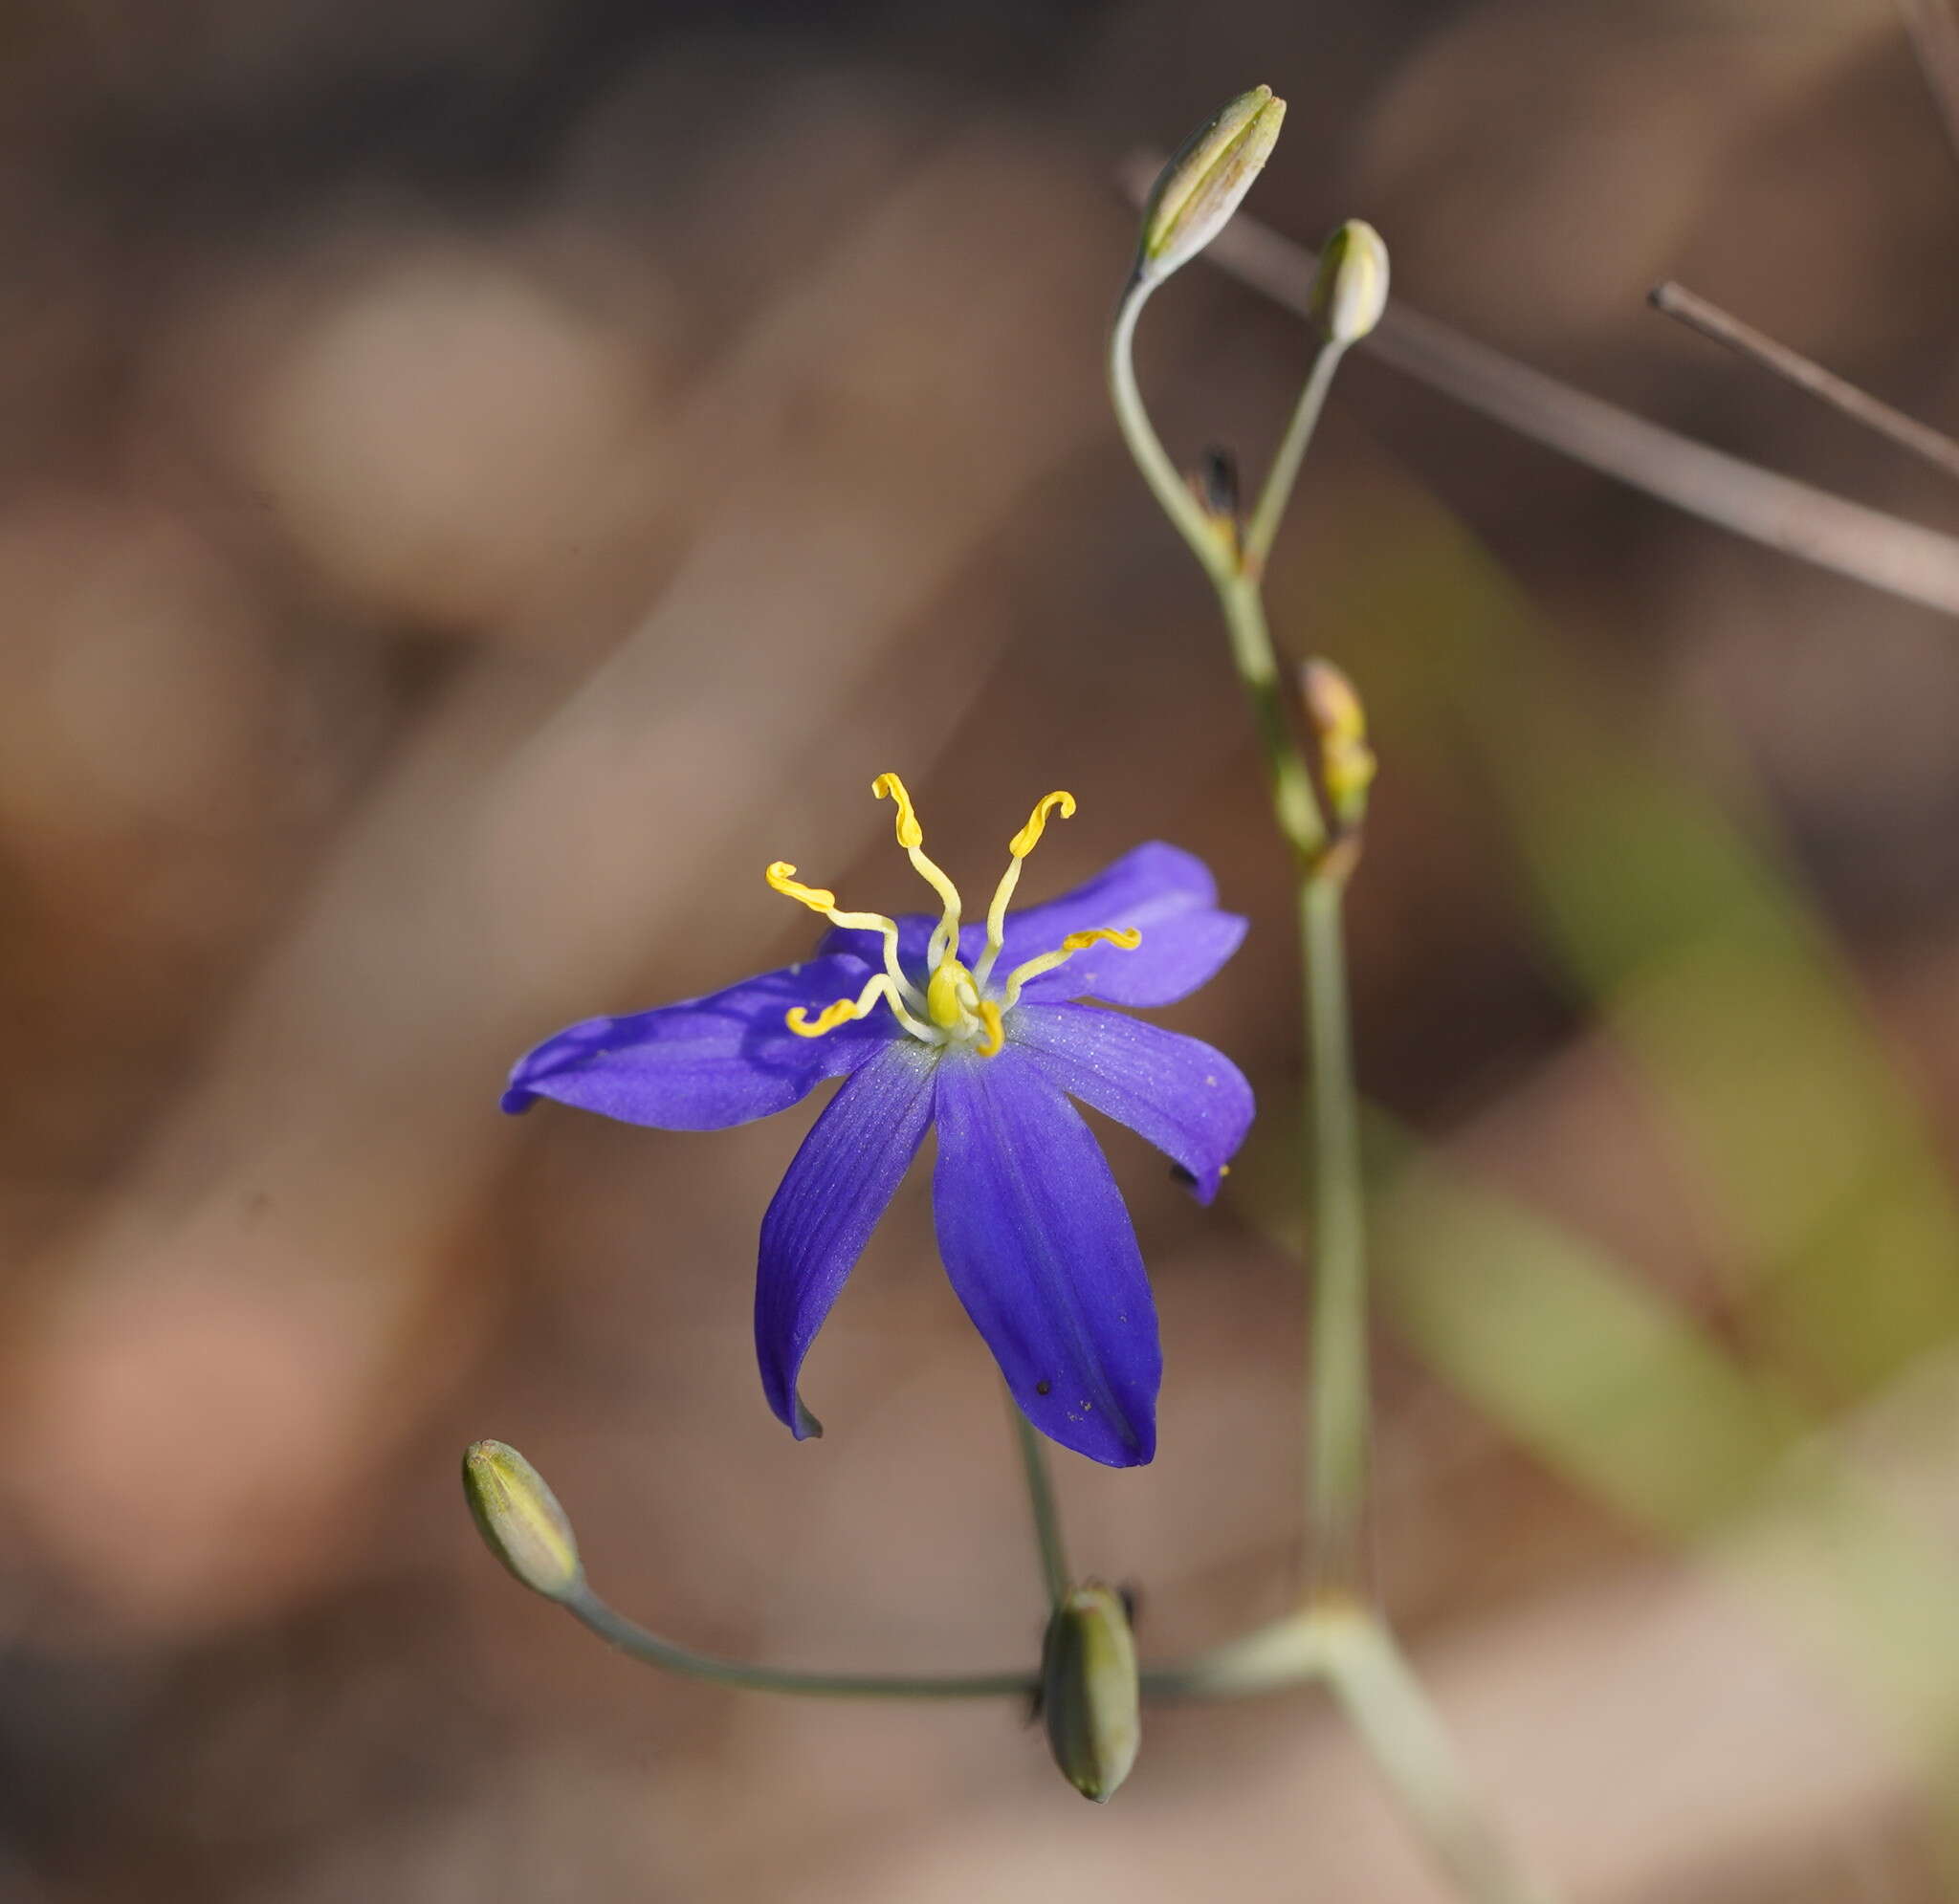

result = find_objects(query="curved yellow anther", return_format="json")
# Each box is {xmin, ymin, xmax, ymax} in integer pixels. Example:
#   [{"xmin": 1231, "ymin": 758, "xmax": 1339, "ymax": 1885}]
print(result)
[
  {"xmin": 785, "ymin": 997, "xmax": 861, "ymax": 1039},
  {"xmin": 870, "ymin": 772, "xmax": 924, "ymax": 849},
  {"xmin": 1010, "ymin": 790, "xmax": 1076, "ymax": 859},
  {"xmin": 765, "ymin": 862, "xmax": 838, "ymax": 913},
  {"xmin": 1062, "ymin": 926, "xmax": 1142, "ymax": 952},
  {"xmin": 1001, "ymin": 924, "xmax": 1145, "ymax": 1009},
  {"xmin": 975, "ymin": 1000, "xmax": 1004, "ymax": 1058}
]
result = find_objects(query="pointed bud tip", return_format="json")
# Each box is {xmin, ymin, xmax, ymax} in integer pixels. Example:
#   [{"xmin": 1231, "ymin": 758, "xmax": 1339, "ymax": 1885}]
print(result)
[
  {"xmin": 1310, "ymin": 219, "xmax": 1390, "ymax": 345},
  {"xmin": 1136, "ymin": 86, "xmax": 1287, "ymax": 286},
  {"xmin": 1040, "ymin": 1579, "xmax": 1142, "ymax": 1803},
  {"xmin": 462, "ymin": 1438, "xmax": 583, "ymax": 1602}
]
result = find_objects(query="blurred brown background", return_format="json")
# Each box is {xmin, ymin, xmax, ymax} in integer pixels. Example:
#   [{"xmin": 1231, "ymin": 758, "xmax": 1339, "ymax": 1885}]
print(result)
[{"xmin": 6, "ymin": 0, "xmax": 1959, "ymax": 1897}]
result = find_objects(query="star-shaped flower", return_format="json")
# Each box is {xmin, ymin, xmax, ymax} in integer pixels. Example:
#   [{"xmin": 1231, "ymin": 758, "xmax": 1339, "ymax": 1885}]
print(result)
[{"xmin": 503, "ymin": 775, "xmax": 1252, "ymax": 1466}]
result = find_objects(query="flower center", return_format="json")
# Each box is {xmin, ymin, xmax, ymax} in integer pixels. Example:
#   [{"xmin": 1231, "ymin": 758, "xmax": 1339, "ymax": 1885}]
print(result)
[{"xmin": 763, "ymin": 773, "xmax": 1141, "ymax": 1058}]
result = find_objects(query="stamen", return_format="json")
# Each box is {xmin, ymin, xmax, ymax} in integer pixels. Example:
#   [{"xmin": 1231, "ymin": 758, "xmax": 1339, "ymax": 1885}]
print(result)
[
  {"xmin": 765, "ymin": 863, "xmax": 836, "ymax": 913},
  {"xmin": 785, "ymin": 996, "xmax": 862, "ymax": 1039},
  {"xmin": 972, "ymin": 788, "xmax": 1076, "ymax": 990},
  {"xmin": 764, "ymin": 862, "xmax": 925, "ymax": 1012},
  {"xmin": 870, "ymin": 773, "xmax": 924, "ymax": 849},
  {"xmin": 1002, "ymin": 926, "xmax": 1142, "ymax": 1009},
  {"xmin": 1009, "ymin": 790, "xmax": 1076, "ymax": 859},
  {"xmin": 786, "ymin": 972, "xmax": 938, "ymax": 1044},
  {"xmin": 975, "ymin": 1000, "xmax": 1004, "ymax": 1058},
  {"xmin": 871, "ymin": 770, "xmax": 963, "ymax": 972}
]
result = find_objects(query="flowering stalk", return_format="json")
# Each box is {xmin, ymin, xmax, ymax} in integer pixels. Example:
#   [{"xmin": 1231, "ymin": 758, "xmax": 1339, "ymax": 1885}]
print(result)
[
  {"xmin": 1010, "ymin": 1391, "xmax": 1071, "ymax": 1610},
  {"xmin": 1110, "ymin": 229, "xmax": 1372, "ymax": 1586},
  {"xmin": 1112, "ymin": 97, "xmax": 1553, "ymax": 1903}
]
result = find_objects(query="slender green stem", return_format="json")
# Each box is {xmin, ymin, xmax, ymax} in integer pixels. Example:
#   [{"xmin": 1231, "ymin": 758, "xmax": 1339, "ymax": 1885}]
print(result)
[
  {"xmin": 1244, "ymin": 337, "xmax": 1348, "ymax": 574},
  {"xmin": 1304, "ymin": 872, "xmax": 1368, "ymax": 1590},
  {"xmin": 1141, "ymin": 1606, "xmax": 1329, "ymax": 1701},
  {"xmin": 1108, "ymin": 276, "xmax": 1237, "ymax": 587},
  {"xmin": 1108, "ymin": 245, "xmax": 1556, "ymax": 1898},
  {"xmin": 1218, "ymin": 574, "xmax": 1330, "ymax": 864},
  {"xmin": 1322, "ymin": 1604, "xmax": 1559, "ymax": 1904},
  {"xmin": 1010, "ymin": 1397, "xmax": 1070, "ymax": 1609},
  {"xmin": 564, "ymin": 1584, "xmax": 1035, "ymax": 1700}
]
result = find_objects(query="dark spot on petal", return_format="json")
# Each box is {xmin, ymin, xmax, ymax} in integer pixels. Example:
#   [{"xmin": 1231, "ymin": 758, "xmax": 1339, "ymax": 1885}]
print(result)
[{"xmin": 1035, "ymin": 1379, "xmax": 1052, "ymax": 1396}]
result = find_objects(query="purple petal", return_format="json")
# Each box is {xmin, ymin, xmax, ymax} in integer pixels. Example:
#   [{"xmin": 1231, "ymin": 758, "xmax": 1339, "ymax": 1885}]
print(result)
[
  {"xmin": 503, "ymin": 953, "xmax": 889, "ymax": 1130},
  {"xmin": 1008, "ymin": 1002, "xmax": 1253, "ymax": 1204},
  {"xmin": 932, "ymin": 1047, "xmax": 1160, "ymax": 1467},
  {"xmin": 1002, "ymin": 843, "xmax": 1246, "ymax": 1007},
  {"xmin": 756, "ymin": 1039, "xmax": 938, "ymax": 1437}
]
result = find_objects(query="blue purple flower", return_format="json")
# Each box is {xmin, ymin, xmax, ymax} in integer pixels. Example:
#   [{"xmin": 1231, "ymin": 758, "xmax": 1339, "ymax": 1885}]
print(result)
[{"xmin": 503, "ymin": 775, "xmax": 1252, "ymax": 1467}]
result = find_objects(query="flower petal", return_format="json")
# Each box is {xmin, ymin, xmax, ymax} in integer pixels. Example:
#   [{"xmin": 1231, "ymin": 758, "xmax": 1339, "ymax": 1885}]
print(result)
[
  {"xmin": 1007, "ymin": 1002, "xmax": 1253, "ymax": 1204},
  {"xmin": 502, "ymin": 952, "xmax": 887, "ymax": 1130},
  {"xmin": 1003, "ymin": 843, "xmax": 1246, "ymax": 1007},
  {"xmin": 932, "ymin": 1048, "xmax": 1160, "ymax": 1467},
  {"xmin": 756, "ymin": 1039, "xmax": 939, "ymax": 1437}
]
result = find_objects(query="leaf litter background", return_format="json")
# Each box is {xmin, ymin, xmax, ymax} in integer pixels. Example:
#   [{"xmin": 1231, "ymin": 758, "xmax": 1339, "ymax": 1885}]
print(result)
[{"xmin": 3, "ymin": 0, "xmax": 1959, "ymax": 1897}]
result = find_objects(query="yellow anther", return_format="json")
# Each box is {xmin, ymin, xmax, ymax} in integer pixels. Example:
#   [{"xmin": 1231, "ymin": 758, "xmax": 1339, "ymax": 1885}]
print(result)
[
  {"xmin": 1009, "ymin": 790, "xmax": 1076, "ymax": 859},
  {"xmin": 975, "ymin": 1000, "xmax": 1004, "ymax": 1058},
  {"xmin": 765, "ymin": 863, "xmax": 838, "ymax": 913},
  {"xmin": 785, "ymin": 997, "xmax": 861, "ymax": 1039},
  {"xmin": 870, "ymin": 772, "xmax": 924, "ymax": 849},
  {"xmin": 1001, "ymin": 925, "xmax": 1144, "ymax": 1010}
]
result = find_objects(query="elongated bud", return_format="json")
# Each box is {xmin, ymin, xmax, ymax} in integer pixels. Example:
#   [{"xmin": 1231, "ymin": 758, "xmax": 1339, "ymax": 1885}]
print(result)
[
  {"xmin": 1136, "ymin": 86, "xmax": 1287, "ymax": 285},
  {"xmin": 1040, "ymin": 1581, "xmax": 1141, "ymax": 1803},
  {"xmin": 1302, "ymin": 660, "xmax": 1376, "ymax": 836},
  {"xmin": 1309, "ymin": 220, "xmax": 1390, "ymax": 345},
  {"xmin": 463, "ymin": 1439, "xmax": 583, "ymax": 1602}
]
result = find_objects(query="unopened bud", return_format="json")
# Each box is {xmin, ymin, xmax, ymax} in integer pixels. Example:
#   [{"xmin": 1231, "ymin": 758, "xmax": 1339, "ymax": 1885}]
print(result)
[
  {"xmin": 1137, "ymin": 86, "xmax": 1287, "ymax": 286},
  {"xmin": 1302, "ymin": 659, "xmax": 1376, "ymax": 834},
  {"xmin": 1040, "ymin": 1581, "xmax": 1141, "ymax": 1803},
  {"xmin": 1188, "ymin": 446, "xmax": 1242, "ymax": 560},
  {"xmin": 463, "ymin": 1439, "xmax": 583, "ymax": 1602},
  {"xmin": 1309, "ymin": 220, "xmax": 1390, "ymax": 345}
]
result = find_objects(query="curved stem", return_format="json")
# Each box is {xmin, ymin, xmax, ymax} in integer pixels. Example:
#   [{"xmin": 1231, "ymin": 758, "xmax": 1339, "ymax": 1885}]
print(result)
[
  {"xmin": 1009, "ymin": 1397, "xmax": 1070, "ymax": 1610},
  {"xmin": 1141, "ymin": 1606, "xmax": 1329, "ymax": 1701},
  {"xmin": 1321, "ymin": 1604, "xmax": 1559, "ymax": 1904},
  {"xmin": 564, "ymin": 1584, "xmax": 1036, "ymax": 1700},
  {"xmin": 1244, "ymin": 337, "xmax": 1348, "ymax": 574},
  {"xmin": 1108, "ymin": 276, "xmax": 1237, "ymax": 587},
  {"xmin": 1219, "ymin": 574, "xmax": 1329, "ymax": 864}
]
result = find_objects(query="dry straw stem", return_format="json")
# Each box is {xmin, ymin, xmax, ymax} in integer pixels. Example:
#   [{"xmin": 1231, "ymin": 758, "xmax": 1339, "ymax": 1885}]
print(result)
[
  {"xmin": 1651, "ymin": 279, "xmax": 1959, "ymax": 484},
  {"xmin": 1118, "ymin": 155, "xmax": 1959, "ymax": 619},
  {"xmin": 1899, "ymin": 0, "xmax": 1959, "ymax": 172}
]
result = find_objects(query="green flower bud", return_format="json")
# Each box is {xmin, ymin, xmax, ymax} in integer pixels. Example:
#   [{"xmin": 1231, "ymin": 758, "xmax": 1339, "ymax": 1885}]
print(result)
[
  {"xmin": 1136, "ymin": 86, "xmax": 1287, "ymax": 286},
  {"xmin": 1039, "ymin": 1581, "xmax": 1141, "ymax": 1803},
  {"xmin": 1309, "ymin": 220, "xmax": 1390, "ymax": 346},
  {"xmin": 462, "ymin": 1439, "xmax": 583, "ymax": 1602},
  {"xmin": 1302, "ymin": 658, "xmax": 1376, "ymax": 837}
]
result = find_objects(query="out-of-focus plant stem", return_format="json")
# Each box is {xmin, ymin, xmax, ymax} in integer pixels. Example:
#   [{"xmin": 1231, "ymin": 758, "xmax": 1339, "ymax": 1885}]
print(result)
[
  {"xmin": 1110, "ymin": 252, "xmax": 1556, "ymax": 1904},
  {"xmin": 565, "ymin": 1583, "xmax": 1034, "ymax": 1698}
]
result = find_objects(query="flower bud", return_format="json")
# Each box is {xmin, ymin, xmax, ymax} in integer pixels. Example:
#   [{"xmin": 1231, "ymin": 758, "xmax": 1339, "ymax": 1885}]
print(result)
[
  {"xmin": 1309, "ymin": 220, "xmax": 1390, "ymax": 345},
  {"xmin": 1039, "ymin": 1581, "xmax": 1141, "ymax": 1803},
  {"xmin": 1136, "ymin": 86, "xmax": 1287, "ymax": 286},
  {"xmin": 1302, "ymin": 659, "xmax": 1376, "ymax": 833},
  {"xmin": 463, "ymin": 1439, "xmax": 583, "ymax": 1602}
]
